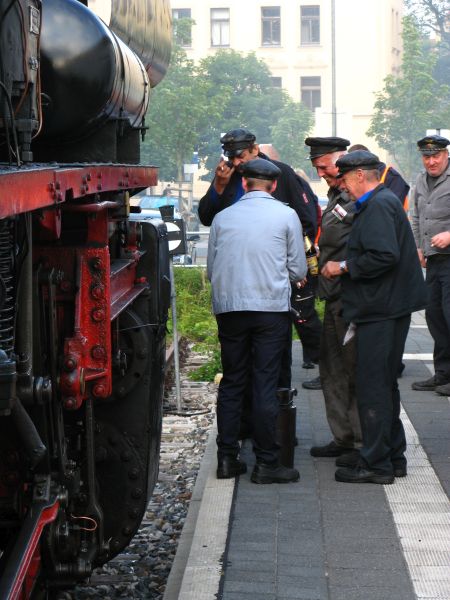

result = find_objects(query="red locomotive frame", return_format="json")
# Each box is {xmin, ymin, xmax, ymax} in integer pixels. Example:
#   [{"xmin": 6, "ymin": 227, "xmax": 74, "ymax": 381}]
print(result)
[{"xmin": 0, "ymin": 163, "xmax": 170, "ymax": 599}]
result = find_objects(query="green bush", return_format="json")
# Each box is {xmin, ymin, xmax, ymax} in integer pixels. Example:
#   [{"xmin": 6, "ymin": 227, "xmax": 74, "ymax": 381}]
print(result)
[
  {"xmin": 171, "ymin": 267, "xmax": 221, "ymax": 380},
  {"xmin": 171, "ymin": 267, "xmax": 325, "ymax": 381},
  {"xmin": 316, "ymin": 298, "xmax": 325, "ymax": 320}
]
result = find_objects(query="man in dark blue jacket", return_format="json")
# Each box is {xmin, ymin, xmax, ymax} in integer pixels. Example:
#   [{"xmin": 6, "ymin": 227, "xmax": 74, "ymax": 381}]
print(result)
[
  {"xmin": 322, "ymin": 151, "xmax": 428, "ymax": 484},
  {"xmin": 198, "ymin": 129, "xmax": 317, "ymax": 240},
  {"xmin": 199, "ymin": 128, "xmax": 319, "ymax": 391}
]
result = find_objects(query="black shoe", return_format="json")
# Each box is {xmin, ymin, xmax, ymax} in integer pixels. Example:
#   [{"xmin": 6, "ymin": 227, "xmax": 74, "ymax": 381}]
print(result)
[
  {"xmin": 302, "ymin": 376, "xmax": 321, "ymax": 390},
  {"xmin": 435, "ymin": 382, "xmax": 450, "ymax": 396},
  {"xmin": 335, "ymin": 464, "xmax": 394, "ymax": 485},
  {"xmin": 310, "ymin": 440, "xmax": 352, "ymax": 457},
  {"xmin": 302, "ymin": 361, "xmax": 315, "ymax": 369},
  {"xmin": 335, "ymin": 449, "xmax": 360, "ymax": 468},
  {"xmin": 251, "ymin": 461, "xmax": 300, "ymax": 484},
  {"xmin": 412, "ymin": 375, "xmax": 447, "ymax": 391},
  {"xmin": 217, "ymin": 456, "xmax": 247, "ymax": 479},
  {"xmin": 393, "ymin": 463, "xmax": 407, "ymax": 477}
]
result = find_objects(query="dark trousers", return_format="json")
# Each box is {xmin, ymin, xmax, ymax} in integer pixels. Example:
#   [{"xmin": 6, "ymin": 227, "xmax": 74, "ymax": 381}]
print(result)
[
  {"xmin": 216, "ymin": 311, "xmax": 290, "ymax": 464},
  {"xmin": 356, "ymin": 316, "xmax": 410, "ymax": 474},
  {"xmin": 278, "ymin": 326, "xmax": 293, "ymax": 388},
  {"xmin": 319, "ymin": 298, "xmax": 361, "ymax": 448},
  {"xmin": 425, "ymin": 255, "xmax": 450, "ymax": 382},
  {"xmin": 291, "ymin": 278, "xmax": 322, "ymax": 364}
]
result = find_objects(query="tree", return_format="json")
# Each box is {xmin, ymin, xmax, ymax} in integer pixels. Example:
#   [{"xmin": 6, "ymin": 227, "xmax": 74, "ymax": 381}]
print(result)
[
  {"xmin": 143, "ymin": 46, "xmax": 307, "ymax": 181},
  {"xmin": 142, "ymin": 46, "xmax": 221, "ymax": 181},
  {"xmin": 270, "ymin": 101, "xmax": 314, "ymax": 171},
  {"xmin": 195, "ymin": 50, "xmax": 289, "ymax": 177},
  {"xmin": 367, "ymin": 16, "xmax": 450, "ymax": 182},
  {"xmin": 405, "ymin": 0, "xmax": 450, "ymax": 92},
  {"xmin": 405, "ymin": 0, "xmax": 450, "ymax": 49}
]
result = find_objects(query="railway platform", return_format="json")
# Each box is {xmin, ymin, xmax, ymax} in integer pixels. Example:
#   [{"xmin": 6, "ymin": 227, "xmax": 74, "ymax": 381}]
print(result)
[{"xmin": 164, "ymin": 311, "xmax": 450, "ymax": 600}]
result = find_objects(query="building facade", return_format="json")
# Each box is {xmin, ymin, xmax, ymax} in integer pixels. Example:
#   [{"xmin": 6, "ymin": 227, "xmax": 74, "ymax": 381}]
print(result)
[{"xmin": 171, "ymin": 0, "xmax": 405, "ymax": 194}]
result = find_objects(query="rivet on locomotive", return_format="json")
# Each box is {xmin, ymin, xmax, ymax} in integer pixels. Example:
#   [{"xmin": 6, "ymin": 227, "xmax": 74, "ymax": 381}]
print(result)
[{"xmin": 0, "ymin": 1, "xmax": 172, "ymax": 597}]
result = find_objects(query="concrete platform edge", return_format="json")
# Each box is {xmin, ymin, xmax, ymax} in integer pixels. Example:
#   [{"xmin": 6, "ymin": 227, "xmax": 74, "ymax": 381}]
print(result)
[{"xmin": 164, "ymin": 418, "xmax": 233, "ymax": 600}]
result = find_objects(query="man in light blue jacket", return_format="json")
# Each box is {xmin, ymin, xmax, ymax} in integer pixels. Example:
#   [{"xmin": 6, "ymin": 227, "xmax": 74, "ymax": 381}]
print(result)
[{"xmin": 207, "ymin": 158, "xmax": 307, "ymax": 484}]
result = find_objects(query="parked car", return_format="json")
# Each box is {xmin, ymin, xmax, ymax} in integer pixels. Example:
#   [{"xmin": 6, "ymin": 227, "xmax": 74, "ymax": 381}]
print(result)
[
  {"xmin": 131, "ymin": 194, "xmax": 180, "ymax": 212},
  {"xmin": 130, "ymin": 195, "xmax": 193, "ymax": 262}
]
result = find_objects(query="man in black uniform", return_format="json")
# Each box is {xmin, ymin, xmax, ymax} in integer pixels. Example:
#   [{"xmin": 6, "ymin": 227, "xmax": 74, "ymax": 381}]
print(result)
[
  {"xmin": 348, "ymin": 143, "xmax": 410, "ymax": 378},
  {"xmin": 322, "ymin": 151, "xmax": 428, "ymax": 484},
  {"xmin": 198, "ymin": 128, "xmax": 319, "ymax": 390},
  {"xmin": 303, "ymin": 137, "xmax": 362, "ymax": 465},
  {"xmin": 198, "ymin": 129, "xmax": 317, "ymax": 239}
]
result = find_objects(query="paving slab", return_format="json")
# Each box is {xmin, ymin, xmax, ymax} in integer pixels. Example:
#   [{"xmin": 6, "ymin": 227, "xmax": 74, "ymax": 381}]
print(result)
[
  {"xmin": 220, "ymin": 312, "xmax": 449, "ymax": 600},
  {"xmin": 170, "ymin": 311, "xmax": 450, "ymax": 600}
]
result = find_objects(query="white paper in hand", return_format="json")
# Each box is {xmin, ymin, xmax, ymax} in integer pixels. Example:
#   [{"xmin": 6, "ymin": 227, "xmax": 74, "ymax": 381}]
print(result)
[{"xmin": 343, "ymin": 322, "xmax": 356, "ymax": 346}]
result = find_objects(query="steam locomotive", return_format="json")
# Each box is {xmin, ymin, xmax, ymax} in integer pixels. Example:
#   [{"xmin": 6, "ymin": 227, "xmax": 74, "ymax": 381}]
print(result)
[{"xmin": 0, "ymin": 1, "xmax": 172, "ymax": 597}]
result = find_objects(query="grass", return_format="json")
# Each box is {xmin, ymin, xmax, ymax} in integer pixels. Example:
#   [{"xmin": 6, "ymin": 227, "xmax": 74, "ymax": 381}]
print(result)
[
  {"xmin": 171, "ymin": 267, "xmax": 324, "ymax": 381},
  {"xmin": 171, "ymin": 267, "xmax": 221, "ymax": 381}
]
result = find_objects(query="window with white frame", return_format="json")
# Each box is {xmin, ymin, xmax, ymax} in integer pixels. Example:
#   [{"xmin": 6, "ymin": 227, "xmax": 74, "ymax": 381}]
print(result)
[
  {"xmin": 172, "ymin": 8, "xmax": 192, "ymax": 47},
  {"xmin": 270, "ymin": 76, "xmax": 282, "ymax": 88},
  {"xmin": 211, "ymin": 8, "xmax": 230, "ymax": 47},
  {"xmin": 301, "ymin": 6, "xmax": 320, "ymax": 45},
  {"xmin": 261, "ymin": 7, "xmax": 281, "ymax": 46},
  {"xmin": 301, "ymin": 76, "xmax": 321, "ymax": 111}
]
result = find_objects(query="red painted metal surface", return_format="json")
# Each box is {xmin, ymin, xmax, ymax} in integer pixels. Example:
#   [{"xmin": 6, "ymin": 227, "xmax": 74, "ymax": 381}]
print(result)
[
  {"xmin": 60, "ymin": 244, "xmax": 112, "ymax": 410},
  {"xmin": 33, "ymin": 203, "xmax": 151, "ymax": 411},
  {"xmin": 21, "ymin": 163, "xmax": 159, "ymax": 411},
  {"xmin": 0, "ymin": 164, "xmax": 158, "ymax": 218},
  {"xmin": 9, "ymin": 501, "xmax": 60, "ymax": 600}
]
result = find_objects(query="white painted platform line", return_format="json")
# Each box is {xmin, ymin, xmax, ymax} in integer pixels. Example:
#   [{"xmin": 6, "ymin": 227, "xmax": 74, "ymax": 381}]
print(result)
[
  {"xmin": 384, "ymin": 408, "xmax": 450, "ymax": 600},
  {"xmin": 403, "ymin": 354, "xmax": 434, "ymax": 361},
  {"xmin": 411, "ymin": 310, "xmax": 427, "ymax": 327}
]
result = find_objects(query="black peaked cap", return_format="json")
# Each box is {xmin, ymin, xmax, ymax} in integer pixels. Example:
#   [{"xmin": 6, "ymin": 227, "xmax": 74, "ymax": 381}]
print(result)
[
  {"xmin": 221, "ymin": 128, "xmax": 256, "ymax": 157},
  {"xmin": 335, "ymin": 150, "xmax": 382, "ymax": 177},
  {"xmin": 241, "ymin": 158, "xmax": 281, "ymax": 181},
  {"xmin": 417, "ymin": 135, "xmax": 449, "ymax": 155},
  {"xmin": 305, "ymin": 136, "xmax": 350, "ymax": 159}
]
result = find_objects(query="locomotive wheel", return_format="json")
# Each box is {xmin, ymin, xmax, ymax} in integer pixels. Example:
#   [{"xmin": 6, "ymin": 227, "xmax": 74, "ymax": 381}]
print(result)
[
  {"xmin": 93, "ymin": 307, "xmax": 165, "ymax": 563},
  {"xmin": 110, "ymin": 309, "xmax": 151, "ymax": 400},
  {"xmin": 93, "ymin": 421, "xmax": 148, "ymax": 559}
]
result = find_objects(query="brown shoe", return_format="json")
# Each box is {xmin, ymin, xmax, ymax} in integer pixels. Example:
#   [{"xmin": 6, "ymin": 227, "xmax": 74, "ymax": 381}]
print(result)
[{"xmin": 412, "ymin": 375, "xmax": 447, "ymax": 391}]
